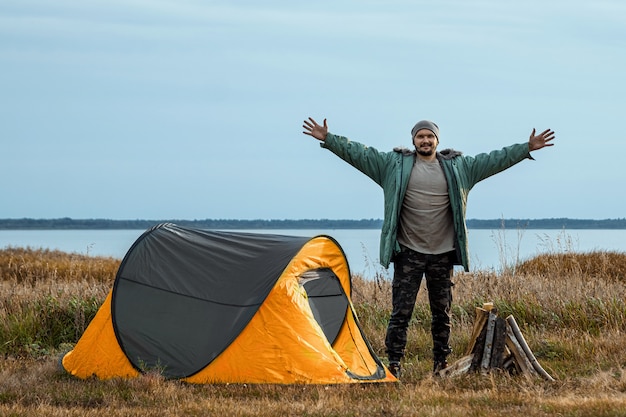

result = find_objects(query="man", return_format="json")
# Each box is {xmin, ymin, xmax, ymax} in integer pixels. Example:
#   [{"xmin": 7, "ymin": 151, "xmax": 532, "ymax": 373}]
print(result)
[{"xmin": 302, "ymin": 117, "xmax": 555, "ymax": 377}]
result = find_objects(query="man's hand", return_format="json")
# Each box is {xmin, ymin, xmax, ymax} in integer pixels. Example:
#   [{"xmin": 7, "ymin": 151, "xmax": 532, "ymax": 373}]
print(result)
[
  {"xmin": 302, "ymin": 117, "xmax": 328, "ymax": 141},
  {"xmin": 528, "ymin": 128, "xmax": 556, "ymax": 151}
]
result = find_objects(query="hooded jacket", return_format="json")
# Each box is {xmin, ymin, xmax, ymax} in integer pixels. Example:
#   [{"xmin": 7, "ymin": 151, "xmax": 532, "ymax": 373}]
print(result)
[{"xmin": 321, "ymin": 133, "xmax": 533, "ymax": 271}]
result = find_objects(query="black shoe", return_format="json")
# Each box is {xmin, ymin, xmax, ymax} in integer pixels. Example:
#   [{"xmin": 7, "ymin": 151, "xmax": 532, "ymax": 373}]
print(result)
[
  {"xmin": 433, "ymin": 359, "xmax": 448, "ymax": 375},
  {"xmin": 388, "ymin": 361, "xmax": 401, "ymax": 379}
]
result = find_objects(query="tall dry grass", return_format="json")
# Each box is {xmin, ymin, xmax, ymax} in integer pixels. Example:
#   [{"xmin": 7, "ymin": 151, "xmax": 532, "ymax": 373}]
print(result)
[
  {"xmin": 2, "ymin": 246, "xmax": 626, "ymax": 416},
  {"xmin": 0, "ymin": 247, "xmax": 117, "ymax": 356}
]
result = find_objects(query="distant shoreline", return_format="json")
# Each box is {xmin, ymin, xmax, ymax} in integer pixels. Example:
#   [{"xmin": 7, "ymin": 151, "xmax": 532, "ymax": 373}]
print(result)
[{"xmin": 1, "ymin": 217, "xmax": 625, "ymax": 230}]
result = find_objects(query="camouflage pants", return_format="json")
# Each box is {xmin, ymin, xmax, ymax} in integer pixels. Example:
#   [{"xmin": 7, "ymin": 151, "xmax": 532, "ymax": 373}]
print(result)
[{"xmin": 385, "ymin": 246, "xmax": 454, "ymax": 362}]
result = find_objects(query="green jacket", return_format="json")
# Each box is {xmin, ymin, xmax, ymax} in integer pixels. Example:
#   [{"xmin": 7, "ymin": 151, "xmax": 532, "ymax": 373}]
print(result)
[{"xmin": 321, "ymin": 133, "xmax": 533, "ymax": 271}]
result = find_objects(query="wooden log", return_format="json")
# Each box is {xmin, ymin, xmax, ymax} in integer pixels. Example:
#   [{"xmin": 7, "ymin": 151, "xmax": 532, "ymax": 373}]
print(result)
[
  {"xmin": 437, "ymin": 354, "xmax": 474, "ymax": 378},
  {"xmin": 465, "ymin": 307, "xmax": 489, "ymax": 356},
  {"xmin": 489, "ymin": 317, "xmax": 507, "ymax": 369},
  {"xmin": 505, "ymin": 323, "xmax": 536, "ymax": 380},
  {"xmin": 469, "ymin": 318, "xmax": 489, "ymax": 372},
  {"xmin": 482, "ymin": 302, "xmax": 495, "ymax": 311},
  {"xmin": 505, "ymin": 315, "xmax": 555, "ymax": 381},
  {"xmin": 502, "ymin": 355, "xmax": 516, "ymax": 372},
  {"xmin": 480, "ymin": 311, "xmax": 498, "ymax": 371}
]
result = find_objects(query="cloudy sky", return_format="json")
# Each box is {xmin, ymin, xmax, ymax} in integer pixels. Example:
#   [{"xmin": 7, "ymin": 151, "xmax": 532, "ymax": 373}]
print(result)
[{"xmin": 2, "ymin": 0, "xmax": 624, "ymax": 221}]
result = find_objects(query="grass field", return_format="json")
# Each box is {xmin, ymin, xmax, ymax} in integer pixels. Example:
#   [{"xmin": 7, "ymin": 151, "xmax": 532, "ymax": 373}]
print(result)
[{"xmin": 2, "ymin": 246, "xmax": 626, "ymax": 416}]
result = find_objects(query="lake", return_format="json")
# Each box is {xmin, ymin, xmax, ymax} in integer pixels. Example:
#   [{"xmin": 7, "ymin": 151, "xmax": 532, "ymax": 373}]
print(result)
[{"xmin": 0, "ymin": 228, "xmax": 624, "ymax": 277}]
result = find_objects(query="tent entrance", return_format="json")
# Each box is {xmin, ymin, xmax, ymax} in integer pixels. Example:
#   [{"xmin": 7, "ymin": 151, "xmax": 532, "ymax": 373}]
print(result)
[{"xmin": 299, "ymin": 268, "xmax": 348, "ymax": 346}]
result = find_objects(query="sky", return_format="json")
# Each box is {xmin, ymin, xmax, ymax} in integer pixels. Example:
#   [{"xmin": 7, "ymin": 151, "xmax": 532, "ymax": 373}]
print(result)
[{"xmin": 2, "ymin": 0, "xmax": 625, "ymax": 221}]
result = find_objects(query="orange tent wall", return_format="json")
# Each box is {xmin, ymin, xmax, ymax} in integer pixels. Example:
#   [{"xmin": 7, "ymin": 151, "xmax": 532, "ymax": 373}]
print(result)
[{"xmin": 61, "ymin": 291, "xmax": 139, "ymax": 379}]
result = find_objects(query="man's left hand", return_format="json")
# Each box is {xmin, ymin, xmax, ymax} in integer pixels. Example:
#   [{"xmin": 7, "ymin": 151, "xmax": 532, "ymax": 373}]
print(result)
[{"xmin": 528, "ymin": 128, "xmax": 556, "ymax": 151}]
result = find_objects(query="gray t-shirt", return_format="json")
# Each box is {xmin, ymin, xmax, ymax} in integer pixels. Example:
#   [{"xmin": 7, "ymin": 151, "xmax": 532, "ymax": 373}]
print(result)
[{"xmin": 397, "ymin": 157, "xmax": 455, "ymax": 255}]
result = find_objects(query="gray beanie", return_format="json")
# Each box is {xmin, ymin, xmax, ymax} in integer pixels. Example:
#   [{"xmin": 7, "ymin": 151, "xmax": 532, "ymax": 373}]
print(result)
[{"xmin": 411, "ymin": 120, "xmax": 439, "ymax": 140}]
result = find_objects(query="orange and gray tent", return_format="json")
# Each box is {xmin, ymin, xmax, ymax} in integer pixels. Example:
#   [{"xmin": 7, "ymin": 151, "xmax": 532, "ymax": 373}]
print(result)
[{"xmin": 61, "ymin": 223, "xmax": 396, "ymax": 384}]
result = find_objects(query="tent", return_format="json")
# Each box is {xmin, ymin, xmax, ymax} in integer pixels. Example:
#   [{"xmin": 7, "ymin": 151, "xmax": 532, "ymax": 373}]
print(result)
[{"xmin": 60, "ymin": 223, "xmax": 396, "ymax": 384}]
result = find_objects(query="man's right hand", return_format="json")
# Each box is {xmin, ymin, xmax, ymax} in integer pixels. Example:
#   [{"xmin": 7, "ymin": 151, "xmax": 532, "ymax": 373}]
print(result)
[{"xmin": 302, "ymin": 117, "xmax": 328, "ymax": 141}]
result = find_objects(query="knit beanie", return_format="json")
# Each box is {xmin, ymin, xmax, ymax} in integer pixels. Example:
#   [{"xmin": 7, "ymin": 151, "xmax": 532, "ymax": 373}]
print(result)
[{"xmin": 411, "ymin": 120, "xmax": 439, "ymax": 140}]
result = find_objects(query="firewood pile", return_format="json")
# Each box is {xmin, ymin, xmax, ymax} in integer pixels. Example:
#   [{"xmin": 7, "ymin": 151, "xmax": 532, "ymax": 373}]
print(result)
[{"xmin": 438, "ymin": 303, "xmax": 555, "ymax": 381}]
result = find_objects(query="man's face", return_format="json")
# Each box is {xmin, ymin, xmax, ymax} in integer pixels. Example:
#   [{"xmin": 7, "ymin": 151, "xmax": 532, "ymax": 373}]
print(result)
[{"xmin": 413, "ymin": 129, "xmax": 438, "ymax": 156}]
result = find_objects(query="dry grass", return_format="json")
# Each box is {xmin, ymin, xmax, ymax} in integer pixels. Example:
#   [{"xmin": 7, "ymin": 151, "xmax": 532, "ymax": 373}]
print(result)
[
  {"xmin": 0, "ymin": 246, "xmax": 118, "ymax": 284},
  {"xmin": 2, "ymin": 247, "xmax": 626, "ymax": 416},
  {"xmin": 516, "ymin": 250, "xmax": 626, "ymax": 280},
  {"xmin": 3, "ymin": 357, "xmax": 626, "ymax": 416},
  {"xmin": 0, "ymin": 248, "xmax": 116, "ymax": 357}
]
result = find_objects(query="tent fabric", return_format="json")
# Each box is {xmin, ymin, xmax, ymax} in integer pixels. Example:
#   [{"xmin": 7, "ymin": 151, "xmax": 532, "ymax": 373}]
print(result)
[
  {"xmin": 60, "ymin": 291, "xmax": 139, "ymax": 380},
  {"xmin": 61, "ymin": 223, "xmax": 396, "ymax": 384}
]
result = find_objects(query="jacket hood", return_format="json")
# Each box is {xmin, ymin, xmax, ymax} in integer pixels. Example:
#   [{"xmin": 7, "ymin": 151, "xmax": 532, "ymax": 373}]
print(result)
[
  {"xmin": 438, "ymin": 148, "xmax": 463, "ymax": 160},
  {"xmin": 393, "ymin": 147, "xmax": 463, "ymax": 159}
]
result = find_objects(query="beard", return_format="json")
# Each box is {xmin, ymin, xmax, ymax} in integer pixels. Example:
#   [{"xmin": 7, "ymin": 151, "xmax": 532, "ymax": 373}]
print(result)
[{"xmin": 416, "ymin": 143, "xmax": 436, "ymax": 156}]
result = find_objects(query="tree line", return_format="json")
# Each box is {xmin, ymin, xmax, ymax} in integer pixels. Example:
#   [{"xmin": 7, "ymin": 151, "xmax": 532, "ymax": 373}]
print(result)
[{"xmin": 0, "ymin": 217, "xmax": 625, "ymax": 230}]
